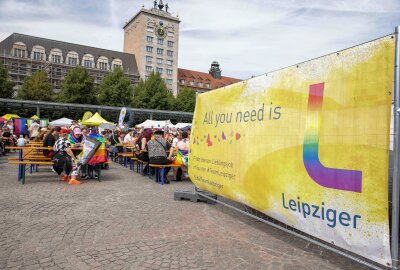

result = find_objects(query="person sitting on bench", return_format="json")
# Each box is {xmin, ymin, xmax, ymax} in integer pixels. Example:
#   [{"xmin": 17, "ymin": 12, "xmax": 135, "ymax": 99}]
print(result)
[{"xmin": 147, "ymin": 130, "xmax": 172, "ymax": 184}]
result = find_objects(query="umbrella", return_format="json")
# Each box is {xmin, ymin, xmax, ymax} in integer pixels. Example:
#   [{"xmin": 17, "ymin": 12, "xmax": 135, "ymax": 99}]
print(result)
[
  {"xmin": 1, "ymin": 114, "xmax": 20, "ymax": 120},
  {"xmin": 30, "ymin": 115, "xmax": 40, "ymax": 119}
]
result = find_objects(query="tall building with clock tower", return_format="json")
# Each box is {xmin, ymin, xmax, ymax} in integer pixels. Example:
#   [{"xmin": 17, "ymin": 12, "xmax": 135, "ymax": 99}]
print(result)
[{"xmin": 123, "ymin": 0, "xmax": 180, "ymax": 95}]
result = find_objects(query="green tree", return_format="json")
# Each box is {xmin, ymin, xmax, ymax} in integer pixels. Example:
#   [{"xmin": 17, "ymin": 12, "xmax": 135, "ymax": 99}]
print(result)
[
  {"xmin": 132, "ymin": 72, "xmax": 174, "ymax": 110},
  {"xmin": 0, "ymin": 65, "xmax": 15, "ymax": 98},
  {"xmin": 18, "ymin": 71, "xmax": 53, "ymax": 101},
  {"xmin": 57, "ymin": 66, "xmax": 97, "ymax": 104},
  {"xmin": 98, "ymin": 67, "xmax": 133, "ymax": 106},
  {"xmin": 174, "ymin": 87, "xmax": 196, "ymax": 112}
]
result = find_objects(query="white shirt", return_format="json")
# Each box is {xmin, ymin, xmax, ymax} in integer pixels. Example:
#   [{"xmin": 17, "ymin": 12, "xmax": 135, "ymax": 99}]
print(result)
[
  {"xmin": 17, "ymin": 137, "xmax": 26, "ymax": 147},
  {"xmin": 172, "ymin": 137, "xmax": 179, "ymax": 147},
  {"xmin": 123, "ymin": 133, "xmax": 133, "ymax": 144},
  {"xmin": 7, "ymin": 124, "xmax": 14, "ymax": 134}
]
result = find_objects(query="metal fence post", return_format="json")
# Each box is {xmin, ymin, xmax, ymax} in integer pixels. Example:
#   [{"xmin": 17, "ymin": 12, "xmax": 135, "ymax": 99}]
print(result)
[{"xmin": 392, "ymin": 25, "xmax": 400, "ymax": 270}]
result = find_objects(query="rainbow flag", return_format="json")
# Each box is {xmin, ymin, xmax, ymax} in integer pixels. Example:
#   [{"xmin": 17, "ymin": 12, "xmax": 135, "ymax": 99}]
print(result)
[
  {"xmin": 87, "ymin": 134, "xmax": 108, "ymax": 165},
  {"xmin": 68, "ymin": 134, "xmax": 81, "ymax": 145},
  {"xmin": 13, "ymin": 118, "xmax": 27, "ymax": 136}
]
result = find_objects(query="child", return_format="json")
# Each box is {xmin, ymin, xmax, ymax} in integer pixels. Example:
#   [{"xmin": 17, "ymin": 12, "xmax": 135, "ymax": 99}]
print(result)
[{"xmin": 17, "ymin": 135, "xmax": 26, "ymax": 147}]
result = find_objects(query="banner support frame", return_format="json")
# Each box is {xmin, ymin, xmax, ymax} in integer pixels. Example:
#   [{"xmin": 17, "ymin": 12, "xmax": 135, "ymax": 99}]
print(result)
[{"xmin": 392, "ymin": 25, "xmax": 400, "ymax": 270}]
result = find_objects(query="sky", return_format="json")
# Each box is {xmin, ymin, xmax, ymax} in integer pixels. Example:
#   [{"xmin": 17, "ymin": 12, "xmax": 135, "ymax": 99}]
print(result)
[{"xmin": 0, "ymin": 0, "xmax": 399, "ymax": 80}]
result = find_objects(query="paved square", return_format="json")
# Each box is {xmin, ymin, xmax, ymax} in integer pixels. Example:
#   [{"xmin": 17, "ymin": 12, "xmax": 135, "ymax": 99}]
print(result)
[{"xmin": 0, "ymin": 155, "xmax": 369, "ymax": 269}]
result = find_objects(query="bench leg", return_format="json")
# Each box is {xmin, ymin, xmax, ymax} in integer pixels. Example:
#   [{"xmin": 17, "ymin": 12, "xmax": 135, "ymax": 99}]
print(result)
[{"xmin": 22, "ymin": 164, "xmax": 26, "ymax": 185}]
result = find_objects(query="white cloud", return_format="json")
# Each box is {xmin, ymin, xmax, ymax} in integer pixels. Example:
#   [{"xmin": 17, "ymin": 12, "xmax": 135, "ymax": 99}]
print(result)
[{"xmin": 0, "ymin": 0, "xmax": 399, "ymax": 79}]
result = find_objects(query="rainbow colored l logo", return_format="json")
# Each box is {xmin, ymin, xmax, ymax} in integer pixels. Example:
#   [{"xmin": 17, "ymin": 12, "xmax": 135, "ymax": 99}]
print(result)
[{"xmin": 303, "ymin": 83, "xmax": 362, "ymax": 193}]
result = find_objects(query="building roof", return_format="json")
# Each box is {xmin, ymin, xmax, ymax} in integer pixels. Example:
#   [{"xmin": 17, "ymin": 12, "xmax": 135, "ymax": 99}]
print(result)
[
  {"xmin": 178, "ymin": 68, "xmax": 241, "ymax": 90},
  {"xmin": 124, "ymin": 8, "xmax": 180, "ymax": 29},
  {"xmin": 0, "ymin": 33, "xmax": 139, "ymax": 75}
]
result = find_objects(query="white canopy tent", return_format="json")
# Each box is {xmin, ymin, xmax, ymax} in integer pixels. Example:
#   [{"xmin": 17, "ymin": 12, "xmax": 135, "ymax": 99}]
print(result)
[
  {"xmin": 49, "ymin": 117, "xmax": 73, "ymax": 127},
  {"xmin": 175, "ymin": 123, "xmax": 192, "ymax": 129},
  {"xmin": 136, "ymin": 120, "xmax": 172, "ymax": 129}
]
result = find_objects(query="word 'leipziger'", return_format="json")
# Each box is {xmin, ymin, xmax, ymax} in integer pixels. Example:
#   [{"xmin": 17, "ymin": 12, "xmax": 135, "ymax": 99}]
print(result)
[{"xmin": 282, "ymin": 193, "xmax": 361, "ymax": 229}]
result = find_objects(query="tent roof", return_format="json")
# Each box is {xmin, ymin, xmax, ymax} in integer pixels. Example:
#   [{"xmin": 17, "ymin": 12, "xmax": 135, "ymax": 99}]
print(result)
[
  {"xmin": 82, "ymin": 112, "xmax": 111, "ymax": 126},
  {"xmin": 1, "ymin": 114, "xmax": 20, "ymax": 120},
  {"xmin": 175, "ymin": 122, "xmax": 192, "ymax": 129},
  {"xmin": 49, "ymin": 117, "xmax": 73, "ymax": 126},
  {"xmin": 136, "ymin": 120, "xmax": 171, "ymax": 128}
]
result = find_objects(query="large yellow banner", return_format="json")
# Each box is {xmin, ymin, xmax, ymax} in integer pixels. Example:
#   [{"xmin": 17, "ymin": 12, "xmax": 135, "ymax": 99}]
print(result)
[{"xmin": 189, "ymin": 35, "xmax": 395, "ymax": 265}]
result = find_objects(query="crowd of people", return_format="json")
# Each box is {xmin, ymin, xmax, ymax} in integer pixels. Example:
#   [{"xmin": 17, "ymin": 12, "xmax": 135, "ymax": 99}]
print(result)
[{"xmin": 0, "ymin": 118, "xmax": 191, "ymax": 185}]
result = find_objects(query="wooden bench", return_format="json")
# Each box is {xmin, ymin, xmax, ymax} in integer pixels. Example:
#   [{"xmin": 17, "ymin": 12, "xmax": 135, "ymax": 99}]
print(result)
[
  {"xmin": 148, "ymin": 164, "xmax": 182, "ymax": 185},
  {"xmin": 117, "ymin": 153, "xmax": 134, "ymax": 167},
  {"xmin": 9, "ymin": 161, "xmax": 54, "ymax": 184}
]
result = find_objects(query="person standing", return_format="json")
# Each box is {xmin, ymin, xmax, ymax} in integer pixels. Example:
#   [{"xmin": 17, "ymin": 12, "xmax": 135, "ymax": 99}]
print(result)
[
  {"xmin": 6, "ymin": 120, "xmax": 14, "ymax": 135},
  {"xmin": 28, "ymin": 120, "xmax": 41, "ymax": 140}
]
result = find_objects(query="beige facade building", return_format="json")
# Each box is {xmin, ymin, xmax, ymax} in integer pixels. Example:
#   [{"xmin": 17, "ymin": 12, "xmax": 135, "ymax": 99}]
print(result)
[{"xmin": 123, "ymin": 1, "xmax": 180, "ymax": 95}]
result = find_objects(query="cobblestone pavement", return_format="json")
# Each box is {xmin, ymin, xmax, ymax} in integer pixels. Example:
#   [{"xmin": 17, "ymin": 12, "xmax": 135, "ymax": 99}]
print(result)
[{"xmin": 0, "ymin": 154, "xmax": 370, "ymax": 270}]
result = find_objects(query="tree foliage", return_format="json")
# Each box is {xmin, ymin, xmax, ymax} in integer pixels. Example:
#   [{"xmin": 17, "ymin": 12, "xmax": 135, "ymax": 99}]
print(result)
[
  {"xmin": 18, "ymin": 71, "xmax": 53, "ymax": 101},
  {"xmin": 57, "ymin": 66, "xmax": 97, "ymax": 104},
  {"xmin": 174, "ymin": 87, "xmax": 196, "ymax": 112},
  {"xmin": 0, "ymin": 65, "xmax": 15, "ymax": 98},
  {"xmin": 132, "ymin": 72, "xmax": 174, "ymax": 110},
  {"xmin": 98, "ymin": 67, "xmax": 133, "ymax": 106}
]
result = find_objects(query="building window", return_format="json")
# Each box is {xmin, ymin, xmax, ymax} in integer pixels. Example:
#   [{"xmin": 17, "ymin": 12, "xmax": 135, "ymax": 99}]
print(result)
[
  {"xmin": 147, "ymin": 36, "xmax": 153, "ymax": 42},
  {"xmin": 145, "ymin": 75, "xmax": 149, "ymax": 80},
  {"xmin": 157, "ymin": 58, "xmax": 163, "ymax": 64},
  {"xmin": 52, "ymin": 54, "xmax": 61, "ymax": 63},
  {"xmin": 180, "ymin": 79, "xmax": 185, "ymax": 84},
  {"xmin": 189, "ymin": 80, "xmax": 194, "ymax": 86},
  {"xmin": 167, "ymin": 69, "xmax": 173, "ymax": 75},
  {"xmin": 14, "ymin": 48, "xmax": 26, "ymax": 58},
  {"xmin": 99, "ymin": 62, "xmax": 108, "ymax": 70},
  {"xmin": 198, "ymin": 82, "xmax": 203, "ymax": 87},
  {"xmin": 156, "ymin": 67, "xmax": 163, "ymax": 74},
  {"xmin": 146, "ymin": 46, "xmax": 153, "ymax": 52},
  {"xmin": 157, "ymin": 38, "xmax": 163, "ymax": 45},
  {"xmin": 146, "ymin": 65, "xmax": 153, "ymax": 72},
  {"xmin": 168, "ymin": 31, "xmax": 174, "ymax": 37},
  {"xmin": 146, "ymin": 56, "xmax": 152, "ymax": 63},
  {"xmin": 68, "ymin": 57, "xmax": 78, "ymax": 66},
  {"xmin": 206, "ymin": 83, "xmax": 211, "ymax": 88},
  {"xmin": 84, "ymin": 60, "xmax": 93, "ymax": 68},
  {"xmin": 33, "ymin": 52, "xmax": 44, "ymax": 61},
  {"xmin": 166, "ymin": 60, "xmax": 173, "ymax": 66},
  {"xmin": 97, "ymin": 56, "xmax": 109, "ymax": 70},
  {"xmin": 147, "ymin": 26, "xmax": 154, "ymax": 32},
  {"xmin": 111, "ymin": 58, "xmax": 123, "ymax": 70},
  {"xmin": 157, "ymin": 48, "xmax": 163, "ymax": 55},
  {"xmin": 166, "ymin": 79, "xmax": 173, "ymax": 85},
  {"xmin": 167, "ymin": 50, "xmax": 173, "ymax": 57},
  {"xmin": 168, "ymin": 41, "xmax": 174, "ymax": 47}
]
